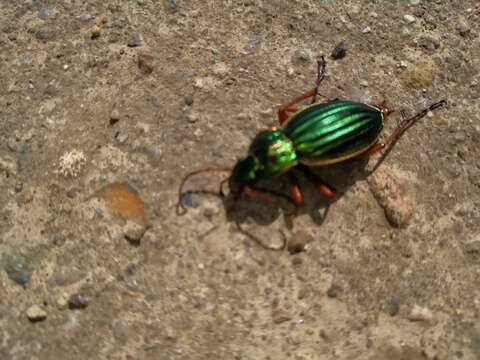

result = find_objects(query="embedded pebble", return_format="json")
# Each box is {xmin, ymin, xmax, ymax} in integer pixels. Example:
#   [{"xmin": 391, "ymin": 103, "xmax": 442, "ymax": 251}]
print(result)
[
  {"xmin": 244, "ymin": 38, "xmax": 261, "ymax": 53},
  {"xmin": 457, "ymin": 17, "xmax": 470, "ymax": 37},
  {"xmin": 15, "ymin": 182, "xmax": 23, "ymax": 193},
  {"xmin": 79, "ymin": 14, "xmax": 94, "ymax": 23},
  {"xmin": 39, "ymin": 7, "xmax": 52, "ymax": 20},
  {"xmin": 48, "ymin": 268, "xmax": 86, "ymax": 287},
  {"xmin": 137, "ymin": 52, "xmax": 154, "ymax": 74},
  {"xmin": 127, "ymin": 33, "xmax": 142, "ymax": 47},
  {"xmin": 110, "ymin": 109, "xmax": 121, "ymax": 124},
  {"xmin": 410, "ymin": 0, "xmax": 421, "ymax": 4},
  {"xmin": 403, "ymin": 14, "xmax": 416, "ymax": 24},
  {"xmin": 287, "ymin": 231, "xmax": 312, "ymax": 254},
  {"xmin": 327, "ymin": 282, "xmax": 342, "ymax": 298},
  {"xmin": 56, "ymin": 293, "xmax": 69, "ymax": 310},
  {"xmin": 292, "ymin": 49, "xmax": 311, "ymax": 64},
  {"xmin": 26, "ymin": 305, "xmax": 47, "ymax": 322},
  {"xmin": 454, "ymin": 131, "xmax": 466, "ymax": 143},
  {"xmin": 362, "ymin": 26, "xmax": 371, "ymax": 34},
  {"xmin": 408, "ymin": 304, "xmax": 434, "ymax": 322},
  {"xmin": 23, "ymin": 55, "xmax": 33, "ymax": 66},
  {"xmin": 126, "ymin": 278, "xmax": 139, "ymax": 291},
  {"xmin": 186, "ymin": 112, "xmax": 199, "ymax": 123},
  {"xmin": 7, "ymin": 138, "xmax": 18, "ymax": 152},
  {"xmin": 464, "ymin": 238, "xmax": 480, "ymax": 254},
  {"xmin": 205, "ymin": 303, "xmax": 216, "ymax": 313},
  {"xmin": 331, "ymin": 42, "xmax": 347, "ymax": 60},
  {"xmin": 35, "ymin": 30, "xmax": 48, "ymax": 41},
  {"xmin": 367, "ymin": 168, "xmax": 414, "ymax": 228},
  {"xmin": 115, "ymin": 132, "xmax": 128, "ymax": 144},
  {"xmin": 272, "ymin": 309, "xmax": 292, "ymax": 324},
  {"xmin": 90, "ymin": 25, "xmax": 101, "ymax": 39},
  {"xmin": 68, "ymin": 293, "xmax": 89, "ymax": 309},
  {"xmin": 142, "ymin": 146, "xmax": 162, "ymax": 165},
  {"xmin": 167, "ymin": 0, "xmax": 177, "ymax": 10},
  {"xmin": 181, "ymin": 192, "xmax": 198, "ymax": 208},
  {"xmin": 123, "ymin": 219, "xmax": 147, "ymax": 245},
  {"xmin": 3, "ymin": 251, "xmax": 31, "ymax": 286},
  {"xmin": 184, "ymin": 95, "xmax": 194, "ymax": 106},
  {"xmin": 388, "ymin": 297, "xmax": 401, "ymax": 316}
]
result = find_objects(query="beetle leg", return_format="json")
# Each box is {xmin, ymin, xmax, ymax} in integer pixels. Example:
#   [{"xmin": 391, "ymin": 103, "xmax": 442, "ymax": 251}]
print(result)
[
  {"xmin": 278, "ymin": 56, "xmax": 327, "ymax": 125},
  {"xmin": 310, "ymin": 55, "xmax": 326, "ymax": 104},
  {"xmin": 370, "ymin": 100, "xmax": 395, "ymax": 120},
  {"xmin": 244, "ymin": 185, "xmax": 279, "ymax": 203},
  {"xmin": 357, "ymin": 100, "xmax": 447, "ymax": 158},
  {"xmin": 278, "ymin": 88, "xmax": 317, "ymax": 125},
  {"xmin": 287, "ymin": 172, "xmax": 304, "ymax": 206},
  {"xmin": 298, "ymin": 165, "xmax": 336, "ymax": 199}
]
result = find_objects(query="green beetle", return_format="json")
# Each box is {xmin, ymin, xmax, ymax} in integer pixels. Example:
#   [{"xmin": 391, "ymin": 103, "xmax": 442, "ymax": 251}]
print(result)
[{"xmin": 177, "ymin": 56, "xmax": 445, "ymax": 212}]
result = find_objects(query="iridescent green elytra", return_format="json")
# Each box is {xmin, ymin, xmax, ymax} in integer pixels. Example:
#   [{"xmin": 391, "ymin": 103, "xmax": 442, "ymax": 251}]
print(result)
[{"xmin": 231, "ymin": 100, "xmax": 384, "ymax": 185}]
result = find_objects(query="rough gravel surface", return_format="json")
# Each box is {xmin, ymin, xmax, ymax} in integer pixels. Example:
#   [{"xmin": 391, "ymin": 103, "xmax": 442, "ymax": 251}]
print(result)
[{"xmin": 1, "ymin": 1, "xmax": 479, "ymax": 359}]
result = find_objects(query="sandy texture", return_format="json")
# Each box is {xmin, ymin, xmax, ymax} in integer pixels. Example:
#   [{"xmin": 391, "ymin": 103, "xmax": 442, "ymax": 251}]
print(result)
[{"xmin": 1, "ymin": 1, "xmax": 479, "ymax": 359}]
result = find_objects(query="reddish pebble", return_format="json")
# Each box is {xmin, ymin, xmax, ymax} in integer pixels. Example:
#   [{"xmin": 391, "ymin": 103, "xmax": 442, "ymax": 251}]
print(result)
[{"xmin": 368, "ymin": 168, "xmax": 414, "ymax": 228}]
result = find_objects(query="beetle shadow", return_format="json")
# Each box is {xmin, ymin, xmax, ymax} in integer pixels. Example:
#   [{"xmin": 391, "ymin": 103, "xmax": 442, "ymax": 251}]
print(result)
[
  {"xmin": 179, "ymin": 154, "xmax": 387, "ymax": 250},
  {"xmin": 219, "ymin": 156, "xmax": 373, "ymax": 249}
]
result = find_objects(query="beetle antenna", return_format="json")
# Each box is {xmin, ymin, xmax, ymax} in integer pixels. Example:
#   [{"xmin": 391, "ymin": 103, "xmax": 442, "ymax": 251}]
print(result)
[
  {"xmin": 177, "ymin": 167, "xmax": 233, "ymax": 215},
  {"xmin": 402, "ymin": 99, "xmax": 446, "ymax": 132}
]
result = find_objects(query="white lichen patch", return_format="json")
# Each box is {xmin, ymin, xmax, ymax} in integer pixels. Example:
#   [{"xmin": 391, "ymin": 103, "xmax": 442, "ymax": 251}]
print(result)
[{"xmin": 57, "ymin": 149, "xmax": 86, "ymax": 178}]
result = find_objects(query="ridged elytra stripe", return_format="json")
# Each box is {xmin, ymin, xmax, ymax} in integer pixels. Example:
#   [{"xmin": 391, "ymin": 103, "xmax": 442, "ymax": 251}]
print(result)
[
  {"xmin": 284, "ymin": 101, "xmax": 373, "ymax": 139},
  {"xmin": 282, "ymin": 101, "xmax": 384, "ymax": 164},
  {"xmin": 310, "ymin": 118, "xmax": 377, "ymax": 157},
  {"xmin": 294, "ymin": 112, "xmax": 370, "ymax": 145}
]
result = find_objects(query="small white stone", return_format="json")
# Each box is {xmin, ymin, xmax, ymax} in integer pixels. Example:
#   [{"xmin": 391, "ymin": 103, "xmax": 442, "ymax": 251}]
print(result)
[
  {"xmin": 57, "ymin": 294, "xmax": 69, "ymax": 310},
  {"xmin": 63, "ymin": 64, "xmax": 69, "ymax": 70},
  {"xmin": 410, "ymin": 0, "xmax": 421, "ymax": 4},
  {"xmin": 193, "ymin": 77, "xmax": 204, "ymax": 89},
  {"xmin": 403, "ymin": 14, "xmax": 416, "ymax": 24},
  {"xmin": 408, "ymin": 304, "xmax": 434, "ymax": 322},
  {"xmin": 186, "ymin": 112, "xmax": 199, "ymax": 123},
  {"xmin": 205, "ymin": 303, "xmax": 216, "ymax": 312},
  {"xmin": 362, "ymin": 26, "xmax": 371, "ymax": 34}
]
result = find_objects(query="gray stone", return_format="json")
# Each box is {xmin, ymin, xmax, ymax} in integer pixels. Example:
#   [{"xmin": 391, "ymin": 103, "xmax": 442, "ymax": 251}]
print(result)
[
  {"xmin": 292, "ymin": 49, "xmax": 311, "ymax": 64},
  {"xmin": 39, "ymin": 7, "xmax": 52, "ymax": 20},
  {"xmin": 3, "ymin": 251, "xmax": 31, "ymax": 286},
  {"xmin": 403, "ymin": 14, "xmax": 416, "ymax": 24},
  {"xmin": 184, "ymin": 95, "xmax": 194, "ymax": 106},
  {"xmin": 244, "ymin": 38, "xmax": 261, "ymax": 53},
  {"xmin": 127, "ymin": 33, "xmax": 141, "ymax": 47},
  {"xmin": 48, "ymin": 268, "xmax": 86, "ymax": 287},
  {"xmin": 331, "ymin": 42, "xmax": 347, "ymax": 60},
  {"xmin": 68, "ymin": 293, "xmax": 89, "ymax": 309}
]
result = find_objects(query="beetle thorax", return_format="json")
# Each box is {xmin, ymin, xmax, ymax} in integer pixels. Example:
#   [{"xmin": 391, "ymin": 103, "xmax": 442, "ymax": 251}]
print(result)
[{"xmin": 231, "ymin": 128, "xmax": 297, "ymax": 186}]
